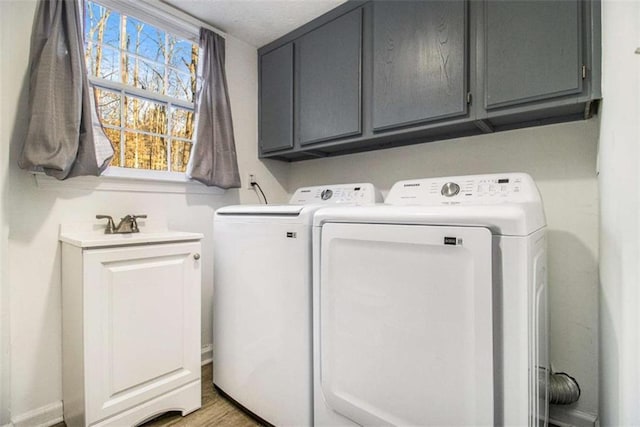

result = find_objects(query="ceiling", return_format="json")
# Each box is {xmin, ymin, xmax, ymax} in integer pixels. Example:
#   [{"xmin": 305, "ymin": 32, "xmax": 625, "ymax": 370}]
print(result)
[{"xmin": 162, "ymin": 0, "xmax": 347, "ymax": 47}]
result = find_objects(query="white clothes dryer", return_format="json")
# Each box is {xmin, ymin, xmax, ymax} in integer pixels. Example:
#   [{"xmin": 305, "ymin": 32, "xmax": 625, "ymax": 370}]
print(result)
[
  {"xmin": 213, "ymin": 183, "xmax": 382, "ymax": 426},
  {"xmin": 312, "ymin": 173, "xmax": 548, "ymax": 426}
]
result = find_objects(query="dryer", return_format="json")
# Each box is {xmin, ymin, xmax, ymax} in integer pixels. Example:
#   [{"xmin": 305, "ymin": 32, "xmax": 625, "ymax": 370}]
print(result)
[
  {"xmin": 312, "ymin": 173, "xmax": 548, "ymax": 426},
  {"xmin": 213, "ymin": 183, "xmax": 381, "ymax": 426}
]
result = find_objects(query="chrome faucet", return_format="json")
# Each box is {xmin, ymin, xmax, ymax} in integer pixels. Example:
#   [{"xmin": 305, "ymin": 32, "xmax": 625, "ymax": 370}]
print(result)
[{"xmin": 96, "ymin": 214, "xmax": 147, "ymax": 234}]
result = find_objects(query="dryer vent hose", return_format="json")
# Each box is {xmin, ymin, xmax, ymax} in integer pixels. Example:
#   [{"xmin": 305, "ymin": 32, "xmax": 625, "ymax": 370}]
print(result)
[{"xmin": 549, "ymin": 372, "xmax": 581, "ymax": 405}]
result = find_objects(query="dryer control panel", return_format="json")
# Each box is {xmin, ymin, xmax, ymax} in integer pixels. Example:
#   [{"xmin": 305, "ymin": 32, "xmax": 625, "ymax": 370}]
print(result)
[
  {"xmin": 289, "ymin": 183, "xmax": 382, "ymax": 205},
  {"xmin": 386, "ymin": 173, "xmax": 541, "ymax": 206}
]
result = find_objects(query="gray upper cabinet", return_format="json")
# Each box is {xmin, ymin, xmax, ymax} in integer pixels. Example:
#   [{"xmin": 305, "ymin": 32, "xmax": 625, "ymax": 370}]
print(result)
[
  {"xmin": 257, "ymin": 0, "xmax": 600, "ymax": 161},
  {"xmin": 259, "ymin": 43, "xmax": 294, "ymax": 153},
  {"xmin": 372, "ymin": 0, "xmax": 467, "ymax": 131},
  {"xmin": 483, "ymin": 0, "xmax": 583, "ymax": 110},
  {"xmin": 298, "ymin": 8, "xmax": 362, "ymax": 145}
]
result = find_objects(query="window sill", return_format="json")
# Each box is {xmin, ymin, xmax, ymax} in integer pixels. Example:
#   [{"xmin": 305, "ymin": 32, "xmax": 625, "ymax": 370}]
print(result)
[{"xmin": 33, "ymin": 169, "xmax": 225, "ymax": 195}]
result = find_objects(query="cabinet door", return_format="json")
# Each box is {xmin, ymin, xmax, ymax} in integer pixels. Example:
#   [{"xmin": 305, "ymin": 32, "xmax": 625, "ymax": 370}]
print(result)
[
  {"xmin": 298, "ymin": 8, "xmax": 362, "ymax": 145},
  {"xmin": 372, "ymin": 1, "xmax": 467, "ymax": 131},
  {"xmin": 483, "ymin": 0, "xmax": 582, "ymax": 109},
  {"xmin": 260, "ymin": 43, "xmax": 294, "ymax": 153},
  {"xmin": 83, "ymin": 242, "xmax": 201, "ymax": 423}
]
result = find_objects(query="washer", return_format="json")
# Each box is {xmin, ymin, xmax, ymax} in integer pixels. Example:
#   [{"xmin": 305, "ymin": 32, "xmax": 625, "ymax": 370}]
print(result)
[
  {"xmin": 313, "ymin": 173, "xmax": 548, "ymax": 426},
  {"xmin": 213, "ymin": 183, "xmax": 381, "ymax": 426}
]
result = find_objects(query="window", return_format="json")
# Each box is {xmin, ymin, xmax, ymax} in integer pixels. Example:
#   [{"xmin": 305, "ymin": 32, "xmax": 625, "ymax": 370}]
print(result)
[{"xmin": 84, "ymin": 0, "xmax": 199, "ymax": 178}]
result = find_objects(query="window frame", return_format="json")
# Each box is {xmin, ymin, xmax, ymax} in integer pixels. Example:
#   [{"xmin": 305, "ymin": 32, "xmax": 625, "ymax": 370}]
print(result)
[{"xmin": 84, "ymin": 0, "xmax": 202, "ymax": 182}]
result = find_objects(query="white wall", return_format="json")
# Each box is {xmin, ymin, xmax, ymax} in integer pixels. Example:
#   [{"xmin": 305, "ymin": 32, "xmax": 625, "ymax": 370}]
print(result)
[
  {"xmin": 289, "ymin": 119, "xmax": 601, "ymax": 420},
  {"xmin": 598, "ymin": 1, "xmax": 640, "ymax": 425},
  {"xmin": 0, "ymin": 1, "xmax": 14, "ymax": 424},
  {"xmin": 1, "ymin": 0, "xmax": 288, "ymax": 422}
]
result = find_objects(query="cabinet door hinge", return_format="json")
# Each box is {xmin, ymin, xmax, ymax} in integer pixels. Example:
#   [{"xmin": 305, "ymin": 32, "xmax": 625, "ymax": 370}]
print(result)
[
  {"xmin": 582, "ymin": 65, "xmax": 587, "ymax": 79},
  {"xmin": 466, "ymin": 92, "xmax": 472, "ymax": 105}
]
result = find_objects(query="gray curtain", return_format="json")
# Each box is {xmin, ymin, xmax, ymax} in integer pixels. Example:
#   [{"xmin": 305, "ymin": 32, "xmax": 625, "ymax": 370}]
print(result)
[
  {"xmin": 188, "ymin": 28, "xmax": 241, "ymax": 189},
  {"xmin": 19, "ymin": 0, "xmax": 114, "ymax": 180}
]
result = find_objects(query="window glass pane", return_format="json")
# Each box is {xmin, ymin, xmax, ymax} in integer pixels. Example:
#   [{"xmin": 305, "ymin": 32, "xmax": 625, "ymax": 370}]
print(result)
[
  {"xmin": 168, "ymin": 37, "xmax": 198, "ymax": 77},
  {"xmin": 150, "ymin": 136, "xmax": 168, "ymax": 171},
  {"xmin": 95, "ymin": 88, "xmax": 121, "ymax": 126},
  {"xmin": 126, "ymin": 17, "xmax": 166, "ymax": 63},
  {"xmin": 171, "ymin": 140, "xmax": 192, "ymax": 173},
  {"xmin": 167, "ymin": 69, "xmax": 196, "ymax": 102},
  {"xmin": 170, "ymin": 107, "xmax": 194, "ymax": 139},
  {"xmin": 126, "ymin": 57, "xmax": 165, "ymax": 93},
  {"xmin": 102, "ymin": 127, "xmax": 121, "ymax": 167},
  {"xmin": 86, "ymin": 44, "xmax": 120, "ymax": 81},
  {"xmin": 125, "ymin": 96, "xmax": 167, "ymax": 135},
  {"xmin": 85, "ymin": 2, "xmax": 119, "ymax": 48},
  {"xmin": 124, "ymin": 132, "xmax": 168, "ymax": 171},
  {"xmin": 124, "ymin": 131, "xmax": 151, "ymax": 169}
]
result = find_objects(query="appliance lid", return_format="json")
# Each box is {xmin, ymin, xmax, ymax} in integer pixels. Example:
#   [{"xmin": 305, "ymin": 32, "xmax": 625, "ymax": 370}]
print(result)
[
  {"xmin": 215, "ymin": 182, "xmax": 382, "ymax": 218},
  {"xmin": 216, "ymin": 205, "xmax": 304, "ymax": 216}
]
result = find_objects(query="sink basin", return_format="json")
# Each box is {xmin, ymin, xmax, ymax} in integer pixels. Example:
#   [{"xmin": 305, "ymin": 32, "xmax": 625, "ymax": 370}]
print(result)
[{"xmin": 59, "ymin": 221, "xmax": 203, "ymax": 248}]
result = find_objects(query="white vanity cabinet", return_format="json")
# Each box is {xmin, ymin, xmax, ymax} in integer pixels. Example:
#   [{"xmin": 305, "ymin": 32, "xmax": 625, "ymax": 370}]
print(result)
[{"xmin": 60, "ymin": 229, "xmax": 203, "ymax": 427}]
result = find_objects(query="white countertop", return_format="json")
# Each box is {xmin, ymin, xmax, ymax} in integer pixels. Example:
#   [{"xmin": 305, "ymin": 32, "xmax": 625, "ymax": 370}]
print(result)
[{"xmin": 59, "ymin": 220, "xmax": 203, "ymax": 248}]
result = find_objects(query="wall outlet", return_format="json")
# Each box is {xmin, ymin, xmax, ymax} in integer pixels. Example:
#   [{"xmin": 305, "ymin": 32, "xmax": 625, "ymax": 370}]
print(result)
[{"xmin": 247, "ymin": 173, "xmax": 256, "ymax": 190}]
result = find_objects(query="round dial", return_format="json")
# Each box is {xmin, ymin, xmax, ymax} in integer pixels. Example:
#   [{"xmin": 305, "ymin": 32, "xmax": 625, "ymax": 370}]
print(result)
[
  {"xmin": 321, "ymin": 189, "xmax": 333, "ymax": 200},
  {"xmin": 441, "ymin": 182, "xmax": 460, "ymax": 197}
]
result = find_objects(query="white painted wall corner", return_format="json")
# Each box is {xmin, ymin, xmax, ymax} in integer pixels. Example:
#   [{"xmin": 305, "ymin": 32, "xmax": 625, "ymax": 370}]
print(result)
[
  {"xmin": 201, "ymin": 344, "xmax": 213, "ymax": 366},
  {"xmin": 11, "ymin": 401, "xmax": 62, "ymax": 427}
]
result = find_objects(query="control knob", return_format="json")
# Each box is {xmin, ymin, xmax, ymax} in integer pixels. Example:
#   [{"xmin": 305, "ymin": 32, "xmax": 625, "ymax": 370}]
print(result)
[
  {"xmin": 321, "ymin": 189, "xmax": 333, "ymax": 200},
  {"xmin": 441, "ymin": 182, "xmax": 460, "ymax": 197}
]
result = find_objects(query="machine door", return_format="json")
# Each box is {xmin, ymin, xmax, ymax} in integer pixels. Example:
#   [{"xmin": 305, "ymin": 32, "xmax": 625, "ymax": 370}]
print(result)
[{"xmin": 319, "ymin": 223, "xmax": 494, "ymax": 426}]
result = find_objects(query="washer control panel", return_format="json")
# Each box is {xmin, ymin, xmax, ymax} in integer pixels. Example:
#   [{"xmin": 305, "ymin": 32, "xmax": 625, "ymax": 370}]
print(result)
[
  {"xmin": 289, "ymin": 183, "xmax": 382, "ymax": 205},
  {"xmin": 386, "ymin": 173, "xmax": 539, "ymax": 205}
]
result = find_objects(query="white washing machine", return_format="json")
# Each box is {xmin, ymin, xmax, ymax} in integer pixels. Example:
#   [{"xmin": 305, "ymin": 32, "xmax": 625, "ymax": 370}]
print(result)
[
  {"xmin": 313, "ymin": 173, "xmax": 548, "ymax": 426},
  {"xmin": 213, "ymin": 183, "xmax": 382, "ymax": 426}
]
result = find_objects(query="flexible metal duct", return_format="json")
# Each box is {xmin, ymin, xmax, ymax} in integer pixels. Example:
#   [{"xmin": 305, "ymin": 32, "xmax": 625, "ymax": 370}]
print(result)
[{"xmin": 549, "ymin": 372, "xmax": 581, "ymax": 405}]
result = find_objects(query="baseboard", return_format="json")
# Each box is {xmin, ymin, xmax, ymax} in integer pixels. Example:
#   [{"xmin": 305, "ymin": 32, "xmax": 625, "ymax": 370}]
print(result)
[
  {"xmin": 9, "ymin": 348, "xmax": 213, "ymax": 427},
  {"xmin": 201, "ymin": 343, "xmax": 213, "ymax": 366},
  {"xmin": 11, "ymin": 401, "xmax": 63, "ymax": 427},
  {"xmin": 549, "ymin": 406, "xmax": 599, "ymax": 427}
]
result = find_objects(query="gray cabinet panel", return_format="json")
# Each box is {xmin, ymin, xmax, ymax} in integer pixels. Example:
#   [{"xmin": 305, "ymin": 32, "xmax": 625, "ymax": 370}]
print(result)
[
  {"xmin": 372, "ymin": 1, "xmax": 467, "ymax": 131},
  {"xmin": 260, "ymin": 44, "xmax": 294, "ymax": 153},
  {"xmin": 484, "ymin": 0, "xmax": 582, "ymax": 109},
  {"xmin": 298, "ymin": 8, "xmax": 362, "ymax": 145}
]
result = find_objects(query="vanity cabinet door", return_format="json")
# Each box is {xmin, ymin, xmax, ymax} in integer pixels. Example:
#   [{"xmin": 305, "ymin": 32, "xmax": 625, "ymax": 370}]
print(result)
[
  {"xmin": 83, "ymin": 242, "xmax": 201, "ymax": 424},
  {"xmin": 372, "ymin": 0, "xmax": 468, "ymax": 131},
  {"xmin": 259, "ymin": 43, "xmax": 294, "ymax": 153},
  {"xmin": 297, "ymin": 8, "xmax": 362, "ymax": 145}
]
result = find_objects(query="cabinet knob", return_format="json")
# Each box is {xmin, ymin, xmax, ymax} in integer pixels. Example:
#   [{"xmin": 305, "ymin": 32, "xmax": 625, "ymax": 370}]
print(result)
[{"xmin": 193, "ymin": 253, "xmax": 201, "ymax": 260}]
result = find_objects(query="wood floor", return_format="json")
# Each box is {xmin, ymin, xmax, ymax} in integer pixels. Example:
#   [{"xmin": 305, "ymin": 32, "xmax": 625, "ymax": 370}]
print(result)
[{"xmin": 53, "ymin": 363, "xmax": 264, "ymax": 427}]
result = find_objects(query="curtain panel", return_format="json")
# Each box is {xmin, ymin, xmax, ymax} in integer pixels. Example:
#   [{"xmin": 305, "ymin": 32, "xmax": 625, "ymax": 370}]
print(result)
[
  {"xmin": 19, "ymin": 0, "xmax": 114, "ymax": 180},
  {"xmin": 187, "ymin": 28, "xmax": 241, "ymax": 189}
]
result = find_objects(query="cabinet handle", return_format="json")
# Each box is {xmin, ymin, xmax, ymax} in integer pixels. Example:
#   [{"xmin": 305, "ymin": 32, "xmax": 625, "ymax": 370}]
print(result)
[{"xmin": 193, "ymin": 253, "xmax": 201, "ymax": 260}]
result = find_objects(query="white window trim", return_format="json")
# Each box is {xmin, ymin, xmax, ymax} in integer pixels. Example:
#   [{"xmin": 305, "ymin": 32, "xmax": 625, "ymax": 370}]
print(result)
[
  {"xmin": 33, "ymin": 171, "xmax": 224, "ymax": 195},
  {"xmin": 79, "ymin": 0, "xmax": 225, "ymax": 191}
]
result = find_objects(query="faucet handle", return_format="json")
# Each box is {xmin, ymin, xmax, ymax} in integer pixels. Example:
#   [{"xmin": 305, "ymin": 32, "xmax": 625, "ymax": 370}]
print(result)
[
  {"xmin": 130, "ymin": 214, "xmax": 147, "ymax": 233},
  {"xmin": 96, "ymin": 215, "xmax": 115, "ymax": 234}
]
